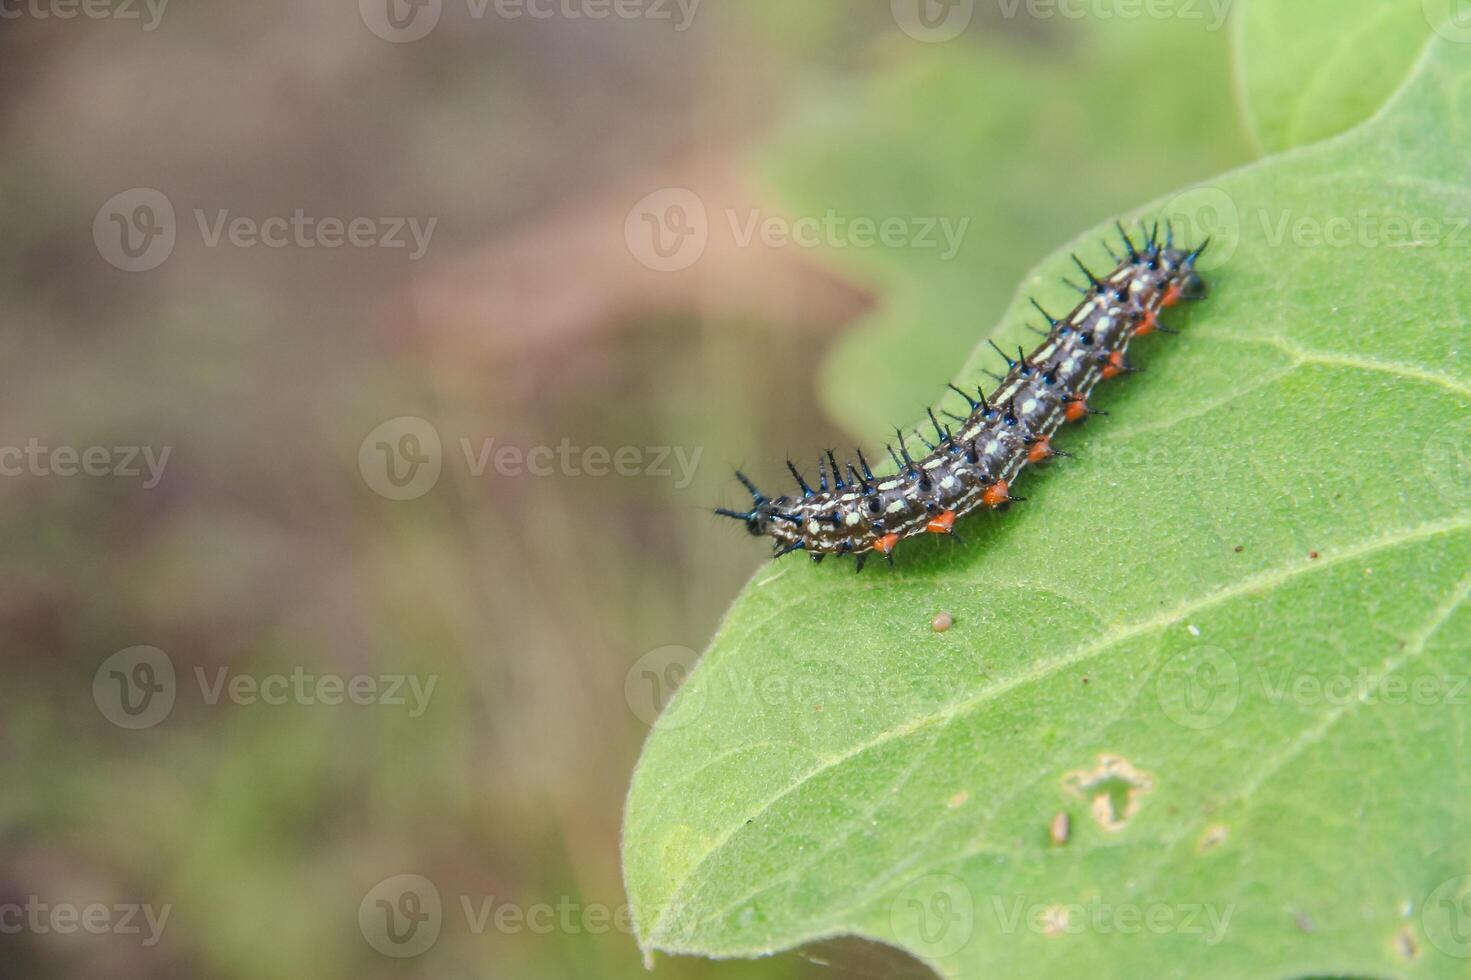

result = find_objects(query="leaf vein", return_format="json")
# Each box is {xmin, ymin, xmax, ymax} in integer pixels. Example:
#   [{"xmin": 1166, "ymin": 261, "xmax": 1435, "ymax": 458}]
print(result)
[{"xmin": 645, "ymin": 515, "xmax": 1471, "ymax": 942}]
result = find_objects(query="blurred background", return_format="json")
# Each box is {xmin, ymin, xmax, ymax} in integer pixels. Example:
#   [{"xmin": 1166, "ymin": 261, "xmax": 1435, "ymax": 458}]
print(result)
[{"xmin": 0, "ymin": 2, "xmax": 1249, "ymax": 977}]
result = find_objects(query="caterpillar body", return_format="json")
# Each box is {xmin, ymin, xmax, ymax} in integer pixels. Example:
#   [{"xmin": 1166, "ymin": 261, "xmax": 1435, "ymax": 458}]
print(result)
[{"xmin": 717, "ymin": 222, "xmax": 1209, "ymax": 572}]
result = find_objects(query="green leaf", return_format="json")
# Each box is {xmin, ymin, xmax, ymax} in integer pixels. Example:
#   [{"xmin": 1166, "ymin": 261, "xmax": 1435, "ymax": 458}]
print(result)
[
  {"xmin": 624, "ymin": 33, "xmax": 1471, "ymax": 980},
  {"xmin": 755, "ymin": 17, "xmax": 1250, "ymax": 439},
  {"xmin": 1234, "ymin": 0, "xmax": 1438, "ymax": 152}
]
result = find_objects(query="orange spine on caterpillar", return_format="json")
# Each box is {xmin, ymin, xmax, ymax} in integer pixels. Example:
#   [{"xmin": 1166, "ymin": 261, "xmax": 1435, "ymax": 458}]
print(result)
[{"xmin": 716, "ymin": 220, "xmax": 1209, "ymax": 572}]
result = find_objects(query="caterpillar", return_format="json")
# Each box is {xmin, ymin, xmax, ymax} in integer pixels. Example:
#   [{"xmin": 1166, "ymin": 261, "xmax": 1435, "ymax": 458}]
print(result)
[{"xmin": 717, "ymin": 221, "xmax": 1209, "ymax": 572}]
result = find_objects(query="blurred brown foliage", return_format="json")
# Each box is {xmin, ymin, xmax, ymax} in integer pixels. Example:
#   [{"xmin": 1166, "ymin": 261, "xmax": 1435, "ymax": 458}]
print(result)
[{"xmin": 0, "ymin": 2, "xmax": 930, "ymax": 978}]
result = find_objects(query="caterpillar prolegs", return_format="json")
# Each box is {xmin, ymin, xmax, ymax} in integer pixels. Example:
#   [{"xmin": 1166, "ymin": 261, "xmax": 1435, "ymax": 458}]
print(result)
[{"xmin": 717, "ymin": 221, "xmax": 1209, "ymax": 572}]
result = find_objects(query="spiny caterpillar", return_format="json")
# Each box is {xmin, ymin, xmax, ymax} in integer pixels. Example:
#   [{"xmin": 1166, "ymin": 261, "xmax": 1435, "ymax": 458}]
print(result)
[{"xmin": 717, "ymin": 221, "xmax": 1209, "ymax": 572}]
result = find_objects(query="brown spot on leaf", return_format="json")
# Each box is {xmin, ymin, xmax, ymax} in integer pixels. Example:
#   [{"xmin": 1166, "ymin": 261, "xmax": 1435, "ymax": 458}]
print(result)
[
  {"xmin": 1395, "ymin": 923, "xmax": 1420, "ymax": 961},
  {"xmin": 1050, "ymin": 811, "xmax": 1070, "ymax": 846},
  {"xmin": 1198, "ymin": 824, "xmax": 1228, "ymax": 853}
]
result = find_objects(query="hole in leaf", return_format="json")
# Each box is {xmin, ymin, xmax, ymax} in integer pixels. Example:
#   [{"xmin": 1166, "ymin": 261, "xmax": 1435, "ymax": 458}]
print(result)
[{"xmin": 1061, "ymin": 754, "xmax": 1154, "ymax": 832}]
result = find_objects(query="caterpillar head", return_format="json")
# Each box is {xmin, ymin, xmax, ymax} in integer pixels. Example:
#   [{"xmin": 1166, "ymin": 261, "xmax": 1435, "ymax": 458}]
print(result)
[
  {"xmin": 716, "ymin": 472, "xmax": 793, "ymax": 539},
  {"xmin": 739, "ymin": 500, "xmax": 786, "ymax": 537},
  {"xmin": 1165, "ymin": 236, "xmax": 1211, "ymax": 301},
  {"xmin": 1176, "ymin": 268, "xmax": 1207, "ymax": 301}
]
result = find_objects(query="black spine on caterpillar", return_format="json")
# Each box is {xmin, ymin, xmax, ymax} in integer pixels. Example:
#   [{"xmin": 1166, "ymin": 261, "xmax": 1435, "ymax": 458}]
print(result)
[{"xmin": 717, "ymin": 221, "xmax": 1209, "ymax": 570}]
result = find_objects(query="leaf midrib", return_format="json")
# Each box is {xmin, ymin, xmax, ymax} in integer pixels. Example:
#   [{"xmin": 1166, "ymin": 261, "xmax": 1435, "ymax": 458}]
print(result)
[
  {"xmin": 820, "ymin": 566, "xmax": 1471, "ymax": 955},
  {"xmin": 645, "ymin": 513, "xmax": 1471, "ymax": 943}
]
